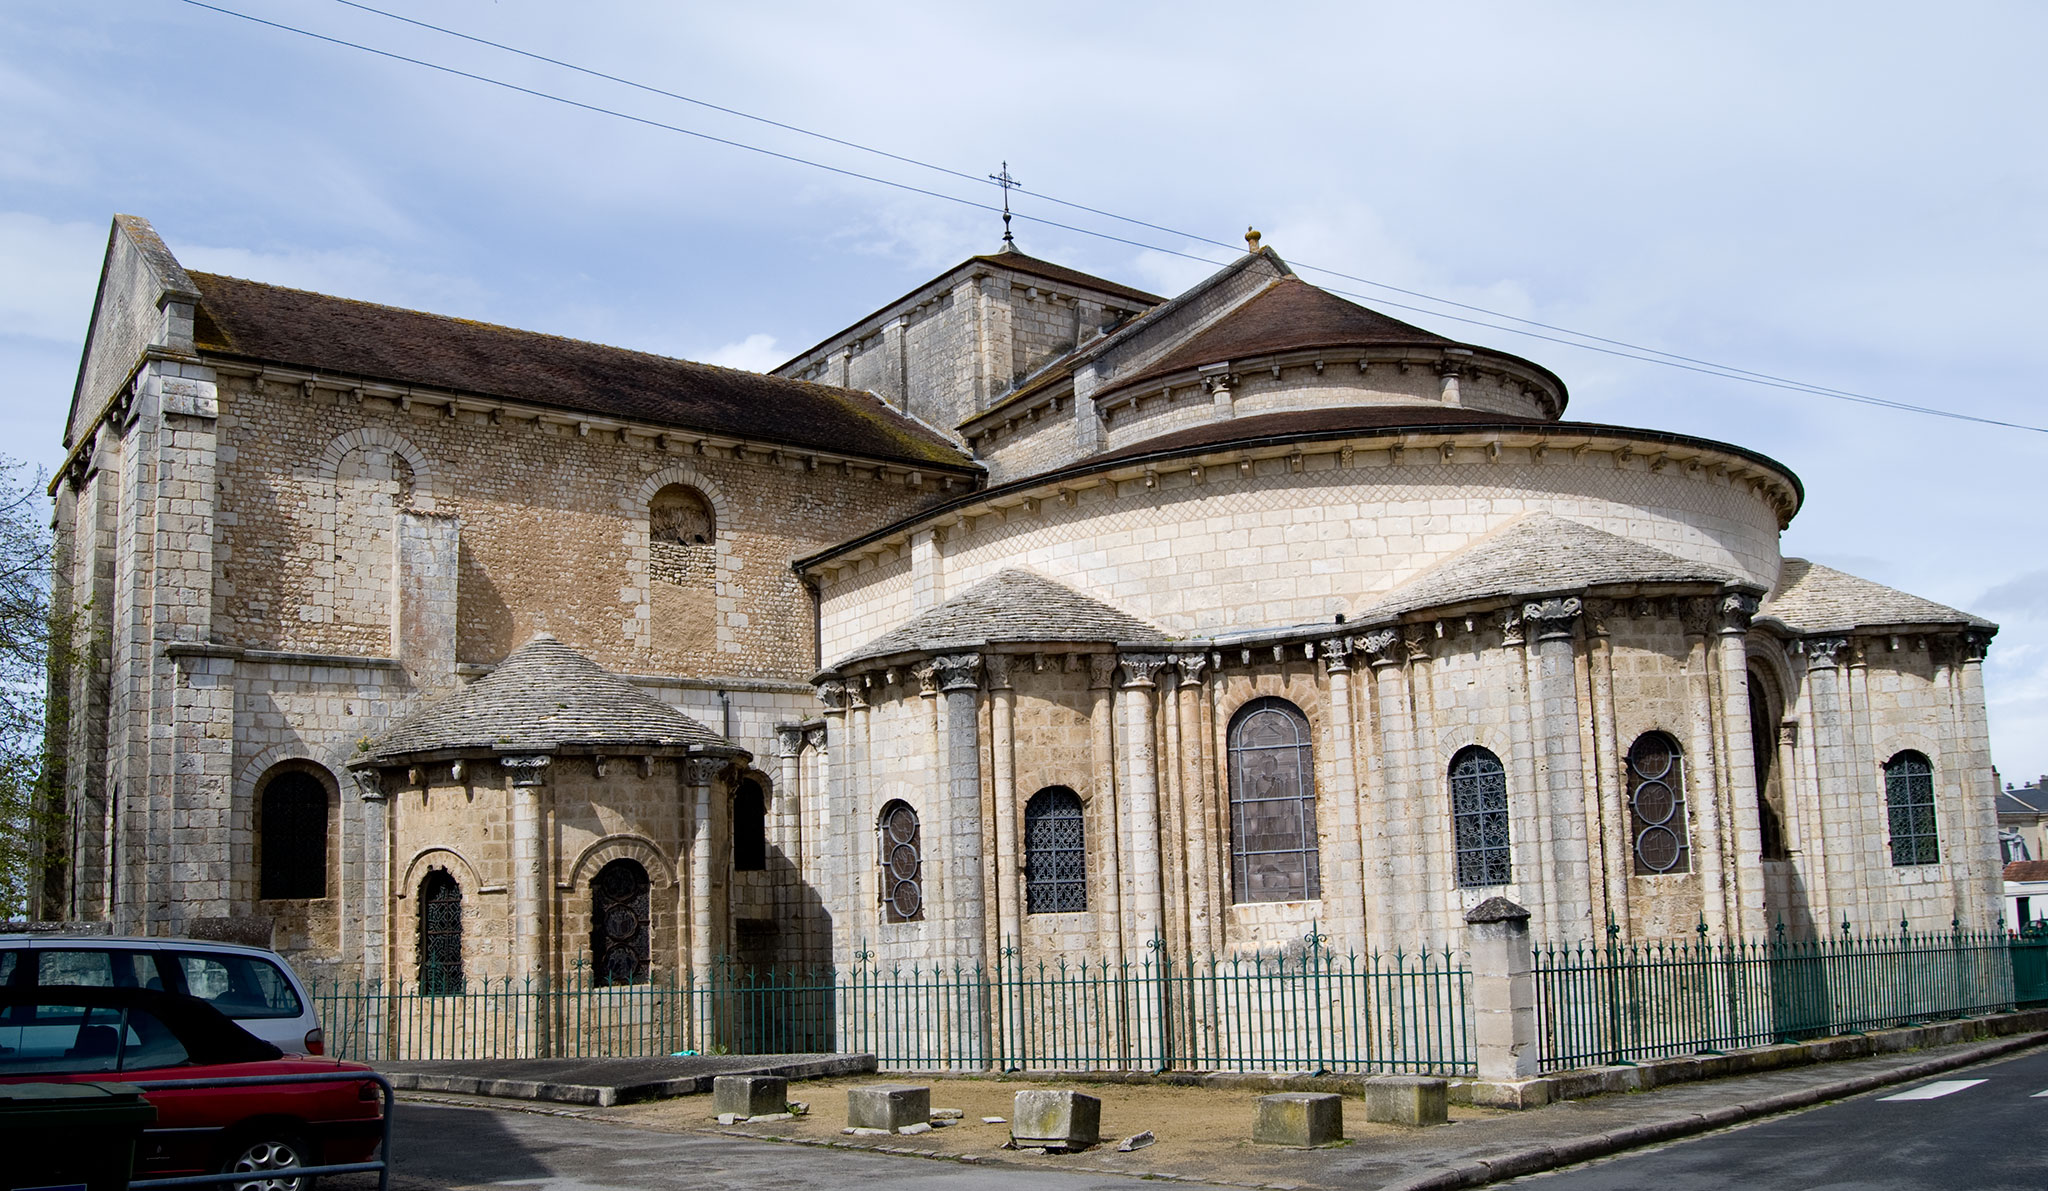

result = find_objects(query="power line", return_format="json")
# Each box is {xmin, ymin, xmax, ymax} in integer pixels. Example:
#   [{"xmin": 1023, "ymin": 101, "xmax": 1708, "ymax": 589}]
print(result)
[{"xmin": 171, "ymin": 0, "xmax": 2046, "ymax": 434}]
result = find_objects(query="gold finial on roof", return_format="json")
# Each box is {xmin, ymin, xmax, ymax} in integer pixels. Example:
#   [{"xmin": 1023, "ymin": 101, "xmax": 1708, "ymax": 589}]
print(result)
[{"xmin": 1246, "ymin": 227, "xmax": 1262, "ymax": 252}]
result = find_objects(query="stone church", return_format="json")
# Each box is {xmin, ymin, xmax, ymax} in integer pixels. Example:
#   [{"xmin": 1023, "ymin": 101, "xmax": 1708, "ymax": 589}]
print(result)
[{"xmin": 43, "ymin": 214, "xmax": 2002, "ymax": 990}]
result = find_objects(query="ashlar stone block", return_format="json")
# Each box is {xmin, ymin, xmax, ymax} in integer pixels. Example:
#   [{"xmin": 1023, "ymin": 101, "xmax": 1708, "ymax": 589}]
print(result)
[
  {"xmin": 712, "ymin": 1074, "xmax": 787, "ymax": 1119},
  {"xmin": 1253, "ymin": 1092, "xmax": 1343, "ymax": 1148},
  {"xmin": 1010, "ymin": 1089, "xmax": 1101, "ymax": 1149},
  {"xmin": 1362, "ymin": 1075, "xmax": 1448, "ymax": 1126},
  {"xmin": 846, "ymin": 1083, "xmax": 930, "ymax": 1133}
]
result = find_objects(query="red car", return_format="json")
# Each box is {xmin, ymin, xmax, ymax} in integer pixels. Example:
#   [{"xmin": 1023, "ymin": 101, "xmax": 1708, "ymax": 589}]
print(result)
[{"xmin": 0, "ymin": 985, "xmax": 384, "ymax": 1190}]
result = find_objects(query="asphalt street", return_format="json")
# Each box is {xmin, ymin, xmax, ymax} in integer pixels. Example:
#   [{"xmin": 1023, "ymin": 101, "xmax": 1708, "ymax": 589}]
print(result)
[
  {"xmin": 333, "ymin": 1100, "xmax": 1243, "ymax": 1191},
  {"xmin": 1506, "ymin": 1044, "xmax": 2048, "ymax": 1191}
]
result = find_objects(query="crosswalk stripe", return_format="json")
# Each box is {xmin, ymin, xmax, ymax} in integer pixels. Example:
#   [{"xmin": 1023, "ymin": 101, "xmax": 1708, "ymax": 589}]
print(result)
[{"xmin": 1878, "ymin": 1079, "xmax": 1987, "ymax": 1101}]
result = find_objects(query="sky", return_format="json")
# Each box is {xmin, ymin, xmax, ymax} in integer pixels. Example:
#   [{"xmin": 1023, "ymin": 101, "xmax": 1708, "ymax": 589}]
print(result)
[{"xmin": 1, "ymin": 1, "xmax": 2043, "ymax": 781}]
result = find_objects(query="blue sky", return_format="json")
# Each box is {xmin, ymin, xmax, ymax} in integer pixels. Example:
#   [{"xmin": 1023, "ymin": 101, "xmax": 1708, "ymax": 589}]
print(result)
[{"xmin": 3, "ymin": 1, "xmax": 2044, "ymax": 781}]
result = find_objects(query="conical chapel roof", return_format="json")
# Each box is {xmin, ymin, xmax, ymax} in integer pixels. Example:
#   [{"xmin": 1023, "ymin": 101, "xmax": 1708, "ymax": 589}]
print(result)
[{"xmin": 357, "ymin": 634, "xmax": 737, "ymax": 765}]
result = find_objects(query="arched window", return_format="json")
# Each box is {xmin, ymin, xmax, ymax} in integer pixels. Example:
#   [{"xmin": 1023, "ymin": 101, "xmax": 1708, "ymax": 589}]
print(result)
[
  {"xmin": 1627, "ymin": 732, "xmax": 1691, "ymax": 875},
  {"xmin": 1024, "ymin": 787, "xmax": 1087, "ymax": 913},
  {"xmin": 1748, "ymin": 676, "xmax": 1789, "ymax": 860},
  {"xmin": 417, "ymin": 870, "xmax": 463, "ymax": 994},
  {"xmin": 1448, "ymin": 747, "xmax": 1511, "ymax": 887},
  {"xmin": 1883, "ymin": 751, "xmax": 1940, "ymax": 866},
  {"xmin": 733, "ymin": 778, "xmax": 768, "ymax": 872},
  {"xmin": 258, "ymin": 770, "xmax": 328, "ymax": 899},
  {"xmin": 1228, "ymin": 698, "xmax": 1320, "ymax": 904},
  {"xmin": 878, "ymin": 801, "xmax": 923, "ymax": 923},
  {"xmin": 591, "ymin": 859, "xmax": 652, "ymax": 986},
  {"xmin": 649, "ymin": 484, "xmax": 716, "ymax": 588}
]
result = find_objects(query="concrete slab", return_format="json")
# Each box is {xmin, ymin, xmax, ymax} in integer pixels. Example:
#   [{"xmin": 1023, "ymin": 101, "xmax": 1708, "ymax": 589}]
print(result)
[{"xmin": 376, "ymin": 1052, "xmax": 875, "ymax": 1106}]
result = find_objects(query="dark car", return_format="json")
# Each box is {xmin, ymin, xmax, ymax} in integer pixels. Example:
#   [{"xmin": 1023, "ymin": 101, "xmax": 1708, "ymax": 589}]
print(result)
[{"xmin": 0, "ymin": 985, "xmax": 382, "ymax": 1190}]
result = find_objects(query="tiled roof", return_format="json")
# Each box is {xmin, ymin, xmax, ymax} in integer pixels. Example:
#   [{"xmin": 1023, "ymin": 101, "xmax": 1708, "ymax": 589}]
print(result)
[
  {"xmin": 831, "ymin": 569, "xmax": 1171, "ymax": 669},
  {"xmin": 1089, "ymin": 405, "xmax": 1542, "ymax": 465},
  {"xmin": 2000, "ymin": 787, "xmax": 2048, "ymax": 817},
  {"xmin": 2004, "ymin": 860, "xmax": 2048, "ymax": 883},
  {"xmin": 358, "ymin": 634, "xmax": 733, "ymax": 763},
  {"xmin": 1759, "ymin": 559, "xmax": 1995, "ymax": 634},
  {"xmin": 187, "ymin": 272, "xmax": 976, "ymax": 472},
  {"xmin": 1362, "ymin": 512, "xmax": 1744, "ymax": 619}
]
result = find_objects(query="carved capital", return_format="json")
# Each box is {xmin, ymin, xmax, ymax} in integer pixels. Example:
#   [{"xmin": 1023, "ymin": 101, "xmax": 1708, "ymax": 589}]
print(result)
[
  {"xmin": 934, "ymin": 653, "xmax": 982, "ymax": 693},
  {"xmin": 1117, "ymin": 652, "xmax": 1170, "ymax": 688},
  {"xmin": 1522, "ymin": 597, "xmax": 1583, "ymax": 641},
  {"xmin": 501, "ymin": 754, "xmax": 552, "ymax": 787},
  {"xmin": 682, "ymin": 755, "xmax": 729, "ymax": 786},
  {"xmin": 1087, "ymin": 653, "xmax": 1120, "ymax": 690},
  {"xmin": 1803, "ymin": 636, "xmax": 1850, "ymax": 668},
  {"xmin": 1499, "ymin": 608, "xmax": 1528, "ymax": 646},
  {"xmin": 1174, "ymin": 652, "xmax": 1211, "ymax": 687},
  {"xmin": 1960, "ymin": 631, "xmax": 1992, "ymax": 663},
  {"xmin": 1201, "ymin": 371, "xmax": 1239, "ymax": 395},
  {"xmin": 350, "ymin": 767, "xmax": 386, "ymax": 801},
  {"xmin": 984, "ymin": 653, "xmax": 1014, "ymax": 690},
  {"xmin": 911, "ymin": 661, "xmax": 940, "ymax": 695},
  {"xmin": 1402, "ymin": 628, "xmax": 1432, "ymax": 662},
  {"xmin": 1719, "ymin": 591, "xmax": 1760, "ymax": 634},
  {"xmin": 804, "ymin": 726, "xmax": 827, "ymax": 752},
  {"xmin": 1680, "ymin": 596, "xmax": 1717, "ymax": 637},
  {"xmin": 814, "ymin": 679, "xmax": 847, "ymax": 713},
  {"xmin": 1778, "ymin": 719, "xmax": 1799, "ymax": 748},
  {"xmin": 775, "ymin": 725, "xmax": 805, "ymax": 758},
  {"xmin": 845, "ymin": 677, "xmax": 871, "ymax": 710},
  {"xmin": 1357, "ymin": 628, "xmax": 1403, "ymax": 666},
  {"xmin": 1319, "ymin": 638, "xmax": 1351, "ymax": 674}
]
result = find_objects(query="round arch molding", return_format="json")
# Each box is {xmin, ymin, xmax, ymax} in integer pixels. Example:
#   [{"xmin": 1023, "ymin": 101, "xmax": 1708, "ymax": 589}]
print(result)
[
  {"xmin": 310, "ymin": 427, "xmax": 438, "ymax": 510},
  {"xmin": 565, "ymin": 834, "xmax": 679, "ymax": 892}
]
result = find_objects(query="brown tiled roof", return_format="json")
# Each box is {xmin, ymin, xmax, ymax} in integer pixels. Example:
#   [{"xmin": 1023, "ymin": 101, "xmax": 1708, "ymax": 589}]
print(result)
[
  {"xmin": 188, "ymin": 272, "xmax": 976, "ymax": 472},
  {"xmin": 2005, "ymin": 860, "xmax": 2048, "ymax": 883},
  {"xmin": 1759, "ymin": 559, "xmax": 1995, "ymax": 634},
  {"xmin": 970, "ymin": 248, "xmax": 1163, "ymax": 307},
  {"xmin": 830, "ymin": 569, "xmax": 1172, "ymax": 669},
  {"xmin": 358, "ymin": 634, "xmax": 736, "ymax": 764}
]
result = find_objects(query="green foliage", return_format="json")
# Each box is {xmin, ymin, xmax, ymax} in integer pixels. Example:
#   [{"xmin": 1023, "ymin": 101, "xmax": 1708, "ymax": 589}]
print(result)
[{"xmin": 0, "ymin": 459, "xmax": 60, "ymax": 921}]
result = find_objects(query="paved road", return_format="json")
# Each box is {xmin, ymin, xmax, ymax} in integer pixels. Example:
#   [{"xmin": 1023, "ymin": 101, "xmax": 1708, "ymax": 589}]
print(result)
[
  {"xmin": 335, "ymin": 1101, "xmax": 1240, "ymax": 1191},
  {"xmin": 1506, "ymin": 1044, "xmax": 2048, "ymax": 1191}
]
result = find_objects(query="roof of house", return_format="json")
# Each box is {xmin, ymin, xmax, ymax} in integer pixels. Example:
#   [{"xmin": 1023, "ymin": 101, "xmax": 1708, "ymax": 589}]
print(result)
[
  {"xmin": 830, "ymin": 568, "xmax": 1172, "ymax": 669},
  {"xmin": 357, "ymin": 634, "xmax": 736, "ymax": 764},
  {"xmin": 1758, "ymin": 558, "xmax": 1995, "ymax": 635},
  {"xmin": 1361, "ymin": 512, "xmax": 1745, "ymax": 619},
  {"xmin": 2001, "ymin": 784, "xmax": 2048, "ymax": 817},
  {"xmin": 2004, "ymin": 860, "xmax": 2048, "ymax": 883},
  {"xmin": 187, "ymin": 271, "xmax": 976, "ymax": 472},
  {"xmin": 1092, "ymin": 278, "xmax": 1568, "ymax": 405}
]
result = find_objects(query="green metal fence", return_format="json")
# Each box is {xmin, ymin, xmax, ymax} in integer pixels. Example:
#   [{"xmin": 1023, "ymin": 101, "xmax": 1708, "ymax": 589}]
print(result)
[
  {"xmin": 309, "ymin": 936, "xmax": 1472, "ymax": 1074},
  {"xmin": 1535, "ymin": 923, "xmax": 2020, "ymax": 1072}
]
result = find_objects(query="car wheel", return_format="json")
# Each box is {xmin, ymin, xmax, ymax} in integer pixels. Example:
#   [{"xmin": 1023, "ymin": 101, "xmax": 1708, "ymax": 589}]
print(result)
[{"xmin": 219, "ymin": 1130, "xmax": 316, "ymax": 1191}]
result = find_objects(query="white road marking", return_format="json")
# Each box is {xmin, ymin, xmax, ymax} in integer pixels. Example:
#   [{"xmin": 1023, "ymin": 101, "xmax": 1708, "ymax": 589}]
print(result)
[{"xmin": 1878, "ymin": 1079, "xmax": 1987, "ymax": 1101}]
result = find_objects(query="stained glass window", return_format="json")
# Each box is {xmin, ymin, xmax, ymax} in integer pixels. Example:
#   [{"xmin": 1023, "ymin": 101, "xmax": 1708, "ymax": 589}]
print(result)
[
  {"xmin": 878, "ymin": 801, "xmax": 923, "ymax": 923},
  {"xmin": 418, "ymin": 870, "xmax": 463, "ymax": 994},
  {"xmin": 1449, "ymin": 747, "xmax": 1511, "ymax": 887},
  {"xmin": 1884, "ymin": 751, "xmax": 1940, "ymax": 866},
  {"xmin": 1627, "ymin": 732, "xmax": 1691, "ymax": 875},
  {"xmin": 591, "ymin": 859, "xmax": 651, "ymax": 986},
  {"xmin": 1024, "ymin": 787, "xmax": 1087, "ymax": 913},
  {"xmin": 258, "ymin": 771, "xmax": 327, "ymax": 900},
  {"xmin": 1228, "ymin": 698, "xmax": 1320, "ymax": 904}
]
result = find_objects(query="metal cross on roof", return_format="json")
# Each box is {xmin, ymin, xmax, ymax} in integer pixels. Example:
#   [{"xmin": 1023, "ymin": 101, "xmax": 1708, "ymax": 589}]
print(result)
[{"xmin": 989, "ymin": 161, "xmax": 1021, "ymax": 247}]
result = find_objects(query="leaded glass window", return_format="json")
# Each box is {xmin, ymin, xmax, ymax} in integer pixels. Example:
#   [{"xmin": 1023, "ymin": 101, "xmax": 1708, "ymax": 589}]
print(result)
[
  {"xmin": 878, "ymin": 801, "xmax": 923, "ymax": 923},
  {"xmin": 1449, "ymin": 747, "xmax": 1511, "ymax": 887},
  {"xmin": 733, "ymin": 779, "xmax": 767, "ymax": 872},
  {"xmin": 417, "ymin": 870, "xmax": 463, "ymax": 995},
  {"xmin": 1228, "ymin": 698, "xmax": 1320, "ymax": 904},
  {"xmin": 1024, "ymin": 787, "xmax": 1087, "ymax": 914},
  {"xmin": 1884, "ymin": 751, "xmax": 1940, "ymax": 866},
  {"xmin": 1627, "ymin": 732, "xmax": 1691, "ymax": 875},
  {"xmin": 258, "ymin": 770, "xmax": 328, "ymax": 900},
  {"xmin": 591, "ymin": 859, "xmax": 651, "ymax": 986}
]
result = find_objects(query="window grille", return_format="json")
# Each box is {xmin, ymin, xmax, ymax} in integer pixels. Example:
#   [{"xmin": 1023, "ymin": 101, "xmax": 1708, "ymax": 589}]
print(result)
[
  {"xmin": 1024, "ymin": 787, "xmax": 1087, "ymax": 913},
  {"xmin": 1884, "ymin": 751, "xmax": 1940, "ymax": 866},
  {"xmin": 1228, "ymin": 698, "xmax": 1320, "ymax": 904},
  {"xmin": 733, "ymin": 779, "xmax": 767, "ymax": 872},
  {"xmin": 1627, "ymin": 732, "xmax": 1691, "ymax": 874},
  {"xmin": 417, "ymin": 870, "xmax": 463, "ymax": 994},
  {"xmin": 878, "ymin": 801, "xmax": 923, "ymax": 923},
  {"xmin": 1448, "ymin": 747, "xmax": 1511, "ymax": 887},
  {"xmin": 258, "ymin": 771, "xmax": 328, "ymax": 900},
  {"xmin": 591, "ymin": 859, "xmax": 651, "ymax": 986}
]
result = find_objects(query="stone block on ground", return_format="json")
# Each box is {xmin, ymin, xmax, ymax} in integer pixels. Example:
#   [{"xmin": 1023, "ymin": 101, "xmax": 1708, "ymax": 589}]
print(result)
[
  {"xmin": 1362, "ymin": 1074, "xmax": 1448, "ymax": 1126},
  {"xmin": 846, "ymin": 1084, "xmax": 930, "ymax": 1133},
  {"xmin": 1010, "ymin": 1089, "xmax": 1101, "ymax": 1149},
  {"xmin": 1253, "ymin": 1092, "xmax": 1343, "ymax": 1147},
  {"xmin": 711, "ymin": 1074, "xmax": 787, "ymax": 1119}
]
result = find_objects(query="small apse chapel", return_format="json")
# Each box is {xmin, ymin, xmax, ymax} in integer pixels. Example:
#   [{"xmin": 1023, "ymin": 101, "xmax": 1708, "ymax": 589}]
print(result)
[{"xmin": 42, "ymin": 215, "xmax": 2001, "ymax": 987}]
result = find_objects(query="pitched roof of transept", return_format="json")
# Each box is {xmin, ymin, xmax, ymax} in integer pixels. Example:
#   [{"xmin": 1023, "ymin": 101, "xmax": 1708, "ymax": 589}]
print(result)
[
  {"xmin": 1759, "ymin": 559, "xmax": 1994, "ymax": 634},
  {"xmin": 186, "ymin": 271, "xmax": 977, "ymax": 472},
  {"xmin": 829, "ymin": 568, "xmax": 1172, "ymax": 669},
  {"xmin": 1360, "ymin": 512, "xmax": 1746, "ymax": 619},
  {"xmin": 356, "ymin": 634, "xmax": 736, "ymax": 765}
]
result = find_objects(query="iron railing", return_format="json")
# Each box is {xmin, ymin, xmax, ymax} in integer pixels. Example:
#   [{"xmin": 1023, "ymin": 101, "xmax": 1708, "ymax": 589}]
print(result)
[
  {"xmin": 309, "ymin": 935, "xmax": 1472, "ymax": 1074},
  {"xmin": 1535, "ymin": 922, "xmax": 2021, "ymax": 1071}
]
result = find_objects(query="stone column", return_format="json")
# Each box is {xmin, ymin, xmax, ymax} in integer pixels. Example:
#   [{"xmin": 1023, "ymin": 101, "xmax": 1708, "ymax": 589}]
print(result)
[
  {"xmin": 502, "ymin": 755, "xmax": 551, "ymax": 985},
  {"xmin": 1952, "ymin": 633, "xmax": 2002, "ymax": 928},
  {"xmin": 1118, "ymin": 654, "xmax": 1170, "ymax": 941},
  {"xmin": 1319, "ymin": 640, "xmax": 1367, "ymax": 952},
  {"xmin": 1360, "ymin": 630, "xmax": 1412, "ymax": 945},
  {"xmin": 775, "ymin": 725, "xmax": 809, "ymax": 960},
  {"xmin": 1202, "ymin": 368, "xmax": 1237, "ymax": 417},
  {"xmin": 935, "ymin": 655, "xmax": 988, "ymax": 969},
  {"xmin": 1087, "ymin": 654, "xmax": 1125, "ymax": 970},
  {"xmin": 1580, "ymin": 602, "xmax": 1623, "ymax": 935},
  {"xmin": 813, "ymin": 681, "xmax": 849, "ymax": 955},
  {"xmin": 987, "ymin": 654, "xmax": 1021, "ymax": 952},
  {"xmin": 352, "ymin": 769, "xmax": 391, "ymax": 986},
  {"xmin": 1175, "ymin": 653, "xmax": 1215, "ymax": 956},
  {"xmin": 682, "ymin": 755, "xmax": 724, "ymax": 1050},
  {"xmin": 1716, "ymin": 594, "xmax": 1766, "ymax": 935},
  {"xmin": 1680, "ymin": 599, "xmax": 1730, "ymax": 937},
  {"xmin": 1526, "ymin": 598, "xmax": 1592, "ymax": 938},
  {"xmin": 1803, "ymin": 638, "xmax": 1854, "ymax": 925},
  {"xmin": 1466, "ymin": 897, "xmax": 1539, "ymax": 1082}
]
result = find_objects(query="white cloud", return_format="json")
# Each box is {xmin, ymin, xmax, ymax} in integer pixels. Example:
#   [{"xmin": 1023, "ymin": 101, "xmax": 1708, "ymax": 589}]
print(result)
[{"xmin": 698, "ymin": 333, "xmax": 781, "ymax": 372}]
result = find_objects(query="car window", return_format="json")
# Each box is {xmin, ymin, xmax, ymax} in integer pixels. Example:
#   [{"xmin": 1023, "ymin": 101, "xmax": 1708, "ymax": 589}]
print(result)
[
  {"xmin": 0, "ymin": 951, "xmax": 15, "ymax": 984},
  {"xmin": 173, "ymin": 953, "xmax": 303, "ymax": 1019},
  {"xmin": 119, "ymin": 1007, "xmax": 190, "ymax": 1071},
  {"xmin": 37, "ymin": 950, "xmax": 161, "ymax": 990},
  {"xmin": 0, "ymin": 1003, "xmax": 124, "ymax": 1075}
]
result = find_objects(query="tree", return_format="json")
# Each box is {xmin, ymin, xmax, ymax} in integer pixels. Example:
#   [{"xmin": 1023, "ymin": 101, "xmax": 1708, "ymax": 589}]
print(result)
[{"xmin": 0, "ymin": 458, "xmax": 56, "ymax": 921}]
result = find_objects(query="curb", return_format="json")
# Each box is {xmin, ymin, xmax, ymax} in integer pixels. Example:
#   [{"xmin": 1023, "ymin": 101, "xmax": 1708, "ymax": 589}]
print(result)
[{"xmin": 1379, "ymin": 1031, "xmax": 2048, "ymax": 1191}]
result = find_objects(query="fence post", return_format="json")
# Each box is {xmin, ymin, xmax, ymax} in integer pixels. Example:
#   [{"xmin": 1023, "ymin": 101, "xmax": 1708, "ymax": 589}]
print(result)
[{"xmin": 1466, "ymin": 897, "xmax": 1538, "ymax": 1081}]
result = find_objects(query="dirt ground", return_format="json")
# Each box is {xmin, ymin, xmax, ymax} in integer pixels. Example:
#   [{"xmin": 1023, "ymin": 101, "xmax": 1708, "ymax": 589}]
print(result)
[{"xmin": 602, "ymin": 1075, "xmax": 1508, "ymax": 1188}]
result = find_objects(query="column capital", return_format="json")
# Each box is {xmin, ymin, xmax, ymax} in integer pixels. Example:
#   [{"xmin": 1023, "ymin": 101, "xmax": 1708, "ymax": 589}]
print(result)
[
  {"xmin": 934, "ymin": 652, "xmax": 982, "ymax": 692},
  {"xmin": 349, "ymin": 766, "xmax": 387, "ymax": 802},
  {"xmin": 1173, "ymin": 651, "xmax": 1210, "ymax": 686},
  {"xmin": 1318, "ymin": 638, "xmax": 1352, "ymax": 674},
  {"xmin": 1803, "ymin": 636, "xmax": 1850, "ymax": 668},
  {"xmin": 682, "ymin": 755, "xmax": 729, "ymax": 786},
  {"xmin": 775, "ymin": 725, "xmax": 806, "ymax": 758},
  {"xmin": 814, "ymin": 678, "xmax": 847, "ymax": 713},
  {"xmin": 984, "ymin": 653, "xmax": 1014, "ymax": 691},
  {"xmin": 805, "ymin": 725, "xmax": 827, "ymax": 752},
  {"xmin": 1680, "ymin": 596, "xmax": 1718, "ymax": 637},
  {"xmin": 1521, "ymin": 597, "xmax": 1583, "ymax": 641},
  {"xmin": 846, "ymin": 677, "xmax": 871, "ymax": 710},
  {"xmin": 912, "ymin": 660, "xmax": 940, "ymax": 696},
  {"xmin": 1087, "ymin": 652, "xmax": 1120, "ymax": 690},
  {"xmin": 1718, "ymin": 591, "xmax": 1761, "ymax": 635},
  {"xmin": 1118, "ymin": 652, "xmax": 1171, "ymax": 689},
  {"xmin": 1356, "ymin": 628, "xmax": 1403, "ymax": 667},
  {"xmin": 501, "ymin": 754, "xmax": 551, "ymax": 787}
]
